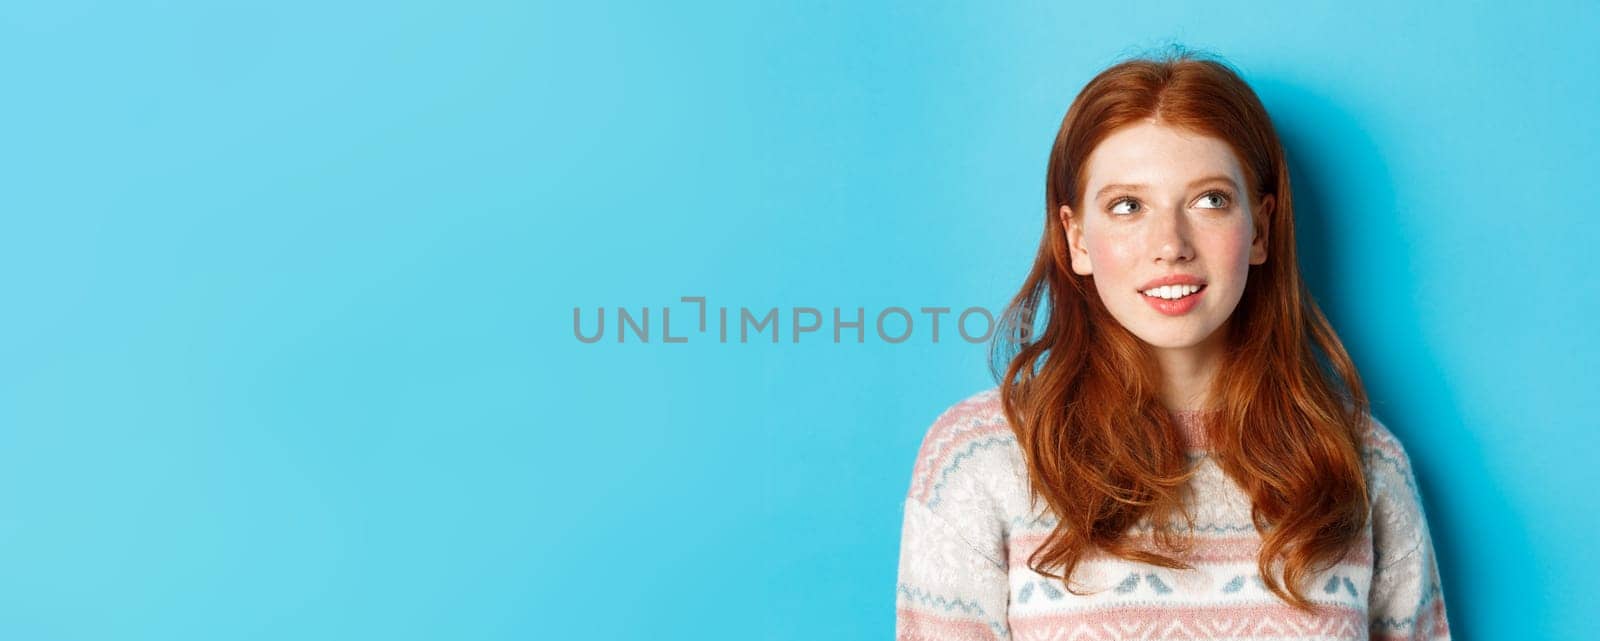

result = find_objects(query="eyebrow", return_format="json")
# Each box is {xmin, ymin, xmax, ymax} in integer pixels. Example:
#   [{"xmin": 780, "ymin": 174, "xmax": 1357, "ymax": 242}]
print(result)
[{"xmin": 1094, "ymin": 175, "xmax": 1238, "ymax": 200}]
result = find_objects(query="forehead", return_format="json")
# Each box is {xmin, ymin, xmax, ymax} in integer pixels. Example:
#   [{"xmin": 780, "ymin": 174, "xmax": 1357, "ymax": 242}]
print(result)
[{"xmin": 1083, "ymin": 120, "xmax": 1245, "ymax": 191}]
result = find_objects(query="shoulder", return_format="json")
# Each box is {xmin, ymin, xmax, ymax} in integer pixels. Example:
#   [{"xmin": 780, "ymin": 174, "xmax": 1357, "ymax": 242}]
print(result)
[
  {"xmin": 1359, "ymin": 412, "xmax": 1421, "ymax": 495},
  {"xmin": 902, "ymin": 386, "xmax": 1018, "ymax": 561},
  {"xmin": 1359, "ymin": 412, "xmax": 1433, "ymax": 568},
  {"xmin": 922, "ymin": 386, "xmax": 1009, "ymax": 443},
  {"xmin": 904, "ymin": 386, "xmax": 1016, "ymax": 511}
]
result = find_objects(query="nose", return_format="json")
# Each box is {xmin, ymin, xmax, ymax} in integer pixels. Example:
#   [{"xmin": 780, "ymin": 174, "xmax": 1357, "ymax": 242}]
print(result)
[{"xmin": 1149, "ymin": 207, "xmax": 1194, "ymax": 264}]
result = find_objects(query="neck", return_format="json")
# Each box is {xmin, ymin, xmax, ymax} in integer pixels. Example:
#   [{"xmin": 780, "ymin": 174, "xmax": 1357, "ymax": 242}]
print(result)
[{"xmin": 1151, "ymin": 322, "xmax": 1229, "ymax": 412}]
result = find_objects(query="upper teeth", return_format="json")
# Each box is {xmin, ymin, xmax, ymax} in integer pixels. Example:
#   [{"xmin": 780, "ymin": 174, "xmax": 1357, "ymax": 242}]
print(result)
[{"xmin": 1142, "ymin": 284, "xmax": 1202, "ymax": 299}]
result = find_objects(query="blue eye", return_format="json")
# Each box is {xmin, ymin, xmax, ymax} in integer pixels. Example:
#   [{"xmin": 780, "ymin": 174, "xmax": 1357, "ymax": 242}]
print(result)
[
  {"xmin": 1107, "ymin": 190, "xmax": 1233, "ymax": 215},
  {"xmin": 1196, "ymin": 190, "xmax": 1231, "ymax": 209}
]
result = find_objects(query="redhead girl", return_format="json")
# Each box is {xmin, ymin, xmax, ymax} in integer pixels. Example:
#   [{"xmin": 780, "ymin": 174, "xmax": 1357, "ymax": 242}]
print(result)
[{"xmin": 895, "ymin": 50, "xmax": 1451, "ymax": 640}]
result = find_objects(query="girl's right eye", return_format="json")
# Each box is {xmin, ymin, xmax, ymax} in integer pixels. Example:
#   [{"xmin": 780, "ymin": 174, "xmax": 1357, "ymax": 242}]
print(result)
[{"xmin": 1109, "ymin": 197, "xmax": 1139, "ymax": 215}]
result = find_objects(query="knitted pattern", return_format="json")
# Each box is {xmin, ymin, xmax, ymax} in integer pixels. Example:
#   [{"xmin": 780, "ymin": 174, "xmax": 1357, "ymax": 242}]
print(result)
[{"xmin": 895, "ymin": 387, "xmax": 1451, "ymax": 640}]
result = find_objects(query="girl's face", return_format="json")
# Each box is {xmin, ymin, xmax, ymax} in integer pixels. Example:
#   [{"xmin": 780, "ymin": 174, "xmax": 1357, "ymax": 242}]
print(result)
[{"xmin": 1062, "ymin": 120, "xmax": 1272, "ymax": 354}]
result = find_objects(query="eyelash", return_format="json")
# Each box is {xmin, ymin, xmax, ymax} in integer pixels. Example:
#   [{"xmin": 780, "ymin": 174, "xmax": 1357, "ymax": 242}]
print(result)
[{"xmin": 1109, "ymin": 190, "xmax": 1233, "ymax": 215}]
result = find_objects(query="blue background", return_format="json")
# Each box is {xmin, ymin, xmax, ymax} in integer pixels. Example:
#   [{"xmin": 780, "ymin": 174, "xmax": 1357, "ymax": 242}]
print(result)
[{"xmin": 2, "ymin": 1, "xmax": 1595, "ymax": 639}]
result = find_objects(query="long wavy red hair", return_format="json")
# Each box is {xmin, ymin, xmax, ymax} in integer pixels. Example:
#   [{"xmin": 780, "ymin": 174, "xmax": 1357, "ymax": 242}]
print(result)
[{"xmin": 989, "ymin": 48, "xmax": 1372, "ymax": 612}]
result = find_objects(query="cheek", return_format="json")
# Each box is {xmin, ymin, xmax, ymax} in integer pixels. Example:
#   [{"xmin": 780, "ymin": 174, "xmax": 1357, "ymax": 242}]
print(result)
[
  {"xmin": 1213, "ymin": 227, "xmax": 1256, "ymax": 266},
  {"xmin": 1086, "ymin": 235, "xmax": 1142, "ymax": 278}
]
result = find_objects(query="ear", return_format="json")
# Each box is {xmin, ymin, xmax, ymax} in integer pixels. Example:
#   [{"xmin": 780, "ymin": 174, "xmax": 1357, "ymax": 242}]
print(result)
[
  {"xmin": 1249, "ymin": 195, "xmax": 1273, "ymax": 266},
  {"xmin": 1060, "ymin": 204, "xmax": 1093, "ymax": 275}
]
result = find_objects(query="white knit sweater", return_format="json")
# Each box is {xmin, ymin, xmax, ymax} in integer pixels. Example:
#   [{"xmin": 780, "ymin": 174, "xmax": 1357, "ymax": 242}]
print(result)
[{"xmin": 894, "ymin": 387, "xmax": 1451, "ymax": 640}]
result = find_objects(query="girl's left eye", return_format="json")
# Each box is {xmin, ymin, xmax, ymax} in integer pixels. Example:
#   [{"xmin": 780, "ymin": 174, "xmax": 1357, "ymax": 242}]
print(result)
[{"xmin": 1196, "ymin": 191, "xmax": 1231, "ymax": 209}]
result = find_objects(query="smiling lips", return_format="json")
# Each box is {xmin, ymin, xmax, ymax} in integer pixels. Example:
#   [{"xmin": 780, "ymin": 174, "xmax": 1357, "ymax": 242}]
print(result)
[{"xmin": 1138, "ymin": 275, "xmax": 1207, "ymax": 316}]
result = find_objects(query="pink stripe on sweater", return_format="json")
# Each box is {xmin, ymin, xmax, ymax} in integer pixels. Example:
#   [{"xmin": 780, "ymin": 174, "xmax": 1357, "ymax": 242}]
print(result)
[
  {"xmin": 1010, "ymin": 602, "xmax": 1365, "ymax": 639},
  {"xmin": 896, "ymin": 607, "xmax": 1004, "ymax": 641}
]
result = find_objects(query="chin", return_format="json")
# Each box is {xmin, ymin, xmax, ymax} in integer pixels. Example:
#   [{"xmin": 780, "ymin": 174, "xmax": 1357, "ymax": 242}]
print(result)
[
  {"xmin": 1136, "ymin": 322, "xmax": 1227, "ymax": 351},
  {"xmin": 1139, "ymin": 336, "xmax": 1206, "ymax": 350}
]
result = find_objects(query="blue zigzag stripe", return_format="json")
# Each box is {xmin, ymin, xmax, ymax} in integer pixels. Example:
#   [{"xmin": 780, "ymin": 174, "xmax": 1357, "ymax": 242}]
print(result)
[
  {"xmin": 897, "ymin": 584, "xmax": 987, "ymax": 615},
  {"xmin": 926, "ymin": 435, "xmax": 1016, "ymax": 509},
  {"xmin": 1370, "ymin": 579, "xmax": 1444, "ymax": 630},
  {"xmin": 897, "ymin": 584, "xmax": 1013, "ymax": 640},
  {"xmin": 1363, "ymin": 446, "xmax": 1421, "ymax": 498}
]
